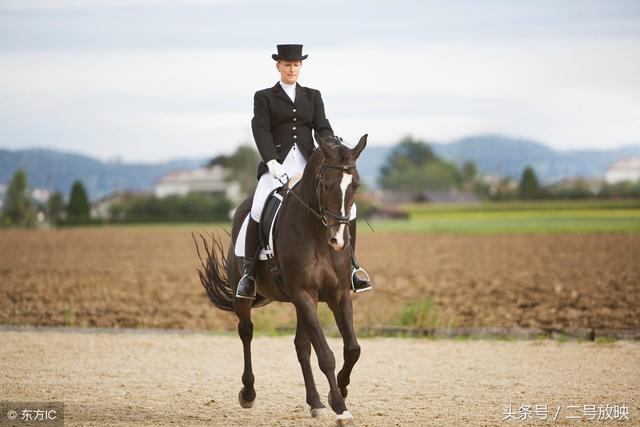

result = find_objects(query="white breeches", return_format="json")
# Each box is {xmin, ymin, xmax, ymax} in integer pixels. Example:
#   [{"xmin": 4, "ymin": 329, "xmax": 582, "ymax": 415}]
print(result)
[{"xmin": 250, "ymin": 143, "xmax": 357, "ymax": 221}]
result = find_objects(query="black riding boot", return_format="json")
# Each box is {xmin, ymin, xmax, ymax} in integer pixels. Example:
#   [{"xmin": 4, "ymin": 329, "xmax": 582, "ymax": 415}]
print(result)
[
  {"xmin": 236, "ymin": 218, "xmax": 260, "ymax": 300},
  {"xmin": 349, "ymin": 219, "xmax": 373, "ymax": 293}
]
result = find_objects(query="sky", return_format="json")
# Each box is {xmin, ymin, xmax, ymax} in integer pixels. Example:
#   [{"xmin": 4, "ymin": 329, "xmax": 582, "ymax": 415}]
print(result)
[{"xmin": 1, "ymin": 0, "xmax": 639, "ymax": 162}]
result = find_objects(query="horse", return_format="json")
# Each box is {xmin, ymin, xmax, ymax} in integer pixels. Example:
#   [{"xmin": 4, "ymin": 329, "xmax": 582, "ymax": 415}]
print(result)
[{"xmin": 194, "ymin": 134, "xmax": 368, "ymax": 426}]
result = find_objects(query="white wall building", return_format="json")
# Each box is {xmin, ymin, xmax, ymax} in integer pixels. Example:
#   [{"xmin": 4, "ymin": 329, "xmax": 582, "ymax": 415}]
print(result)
[
  {"xmin": 154, "ymin": 166, "xmax": 243, "ymax": 203},
  {"xmin": 605, "ymin": 157, "xmax": 640, "ymax": 184},
  {"xmin": 91, "ymin": 190, "xmax": 152, "ymax": 220},
  {"xmin": 0, "ymin": 183, "xmax": 6, "ymax": 209}
]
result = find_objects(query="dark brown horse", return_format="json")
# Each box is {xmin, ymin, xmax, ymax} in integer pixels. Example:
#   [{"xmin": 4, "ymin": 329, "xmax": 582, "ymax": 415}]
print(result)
[{"xmin": 195, "ymin": 135, "xmax": 368, "ymax": 426}]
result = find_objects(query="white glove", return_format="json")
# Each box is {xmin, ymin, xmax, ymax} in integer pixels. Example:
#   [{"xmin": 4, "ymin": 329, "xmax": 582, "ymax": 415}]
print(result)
[{"xmin": 266, "ymin": 159, "xmax": 285, "ymax": 180}]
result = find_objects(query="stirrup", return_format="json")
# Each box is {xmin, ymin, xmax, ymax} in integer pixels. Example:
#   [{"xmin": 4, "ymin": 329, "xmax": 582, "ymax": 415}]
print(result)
[
  {"xmin": 351, "ymin": 268, "xmax": 372, "ymax": 293},
  {"xmin": 236, "ymin": 274, "xmax": 257, "ymax": 300}
]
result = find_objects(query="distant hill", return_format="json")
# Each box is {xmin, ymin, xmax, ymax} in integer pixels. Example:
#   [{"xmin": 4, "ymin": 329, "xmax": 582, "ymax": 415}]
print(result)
[
  {"xmin": 0, "ymin": 148, "xmax": 205, "ymax": 201},
  {"xmin": 358, "ymin": 135, "xmax": 640, "ymax": 187},
  {"xmin": 2, "ymin": 136, "xmax": 639, "ymax": 199}
]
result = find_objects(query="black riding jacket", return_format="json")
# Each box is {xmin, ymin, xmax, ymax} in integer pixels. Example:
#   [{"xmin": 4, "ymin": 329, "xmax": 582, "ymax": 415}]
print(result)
[{"xmin": 251, "ymin": 82, "xmax": 334, "ymax": 179}]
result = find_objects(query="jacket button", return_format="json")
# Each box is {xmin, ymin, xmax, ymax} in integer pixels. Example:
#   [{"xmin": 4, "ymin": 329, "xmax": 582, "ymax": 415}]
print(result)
[
  {"xmin": 293, "ymin": 117, "xmax": 297, "ymax": 121},
  {"xmin": 292, "ymin": 126, "xmax": 296, "ymax": 130},
  {"xmin": 293, "ymin": 135, "xmax": 297, "ymax": 139},
  {"xmin": 292, "ymin": 109, "xmax": 297, "ymax": 112}
]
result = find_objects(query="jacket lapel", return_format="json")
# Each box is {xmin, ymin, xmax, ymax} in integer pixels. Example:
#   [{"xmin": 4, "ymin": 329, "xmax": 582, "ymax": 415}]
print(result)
[
  {"xmin": 294, "ymin": 83, "xmax": 303, "ymax": 105},
  {"xmin": 272, "ymin": 82, "xmax": 294, "ymax": 105}
]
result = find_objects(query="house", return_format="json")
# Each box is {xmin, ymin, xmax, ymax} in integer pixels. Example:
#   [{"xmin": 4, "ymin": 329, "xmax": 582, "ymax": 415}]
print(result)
[
  {"xmin": 380, "ymin": 188, "xmax": 480, "ymax": 204},
  {"xmin": 421, "ymin": 189, "xmax": 479, "ymax": 203},
  {"xmin": 549, "ymin": 177, "xmax": 603, "ymax": 195},
  {"xmin": 481, "ymin": 175, "xmax": 518, "ymax": 197},
  {"xmin": 380, "ymin": 190, "xmax": 414, "ymax": 204},
  {"xmin": 31, "ymin": 188, "xmax": 51, "ymax": 205},
  {"xmin": 0, "ymin": 183, "xmax": 5, "ymax": 209},
  {"xmin": 91, "ymin": 190, "xmax": 152, "ymax": 220},
  {"xmin": 605, "ymin": 157, "xmax": 640, "ymax": 184},
  {"xmin": 0, "ymin": 184, "xmax": 50, "ymax": 210},
  {"xmin": 154, "ymin": 166, "xmax": 243, "ymax": 204}
]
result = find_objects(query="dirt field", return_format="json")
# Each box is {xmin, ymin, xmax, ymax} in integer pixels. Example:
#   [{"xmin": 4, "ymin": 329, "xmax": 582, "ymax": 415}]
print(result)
[
  {"xmin": 0, "ymin": 228, "xmax": 639, "ymax": 331},
  {"xmin": 0, "ymin": 328, "xmax": 637, "ymax": 426}
]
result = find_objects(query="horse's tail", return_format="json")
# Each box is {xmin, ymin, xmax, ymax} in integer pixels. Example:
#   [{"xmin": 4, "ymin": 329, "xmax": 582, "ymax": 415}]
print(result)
[{"xmin": 192, "ymin": 231, "xmax": 271, "ymax": 312}]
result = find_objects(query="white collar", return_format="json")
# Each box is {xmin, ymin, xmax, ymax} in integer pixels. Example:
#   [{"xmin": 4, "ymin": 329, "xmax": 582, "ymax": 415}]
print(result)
[
  {"xmin": 279, "ymin": 80, "xmax": 296, "ymax": 90},
  {"xmin": 279, "ymin": 81, "xmax": 297, "ymax": 102}
]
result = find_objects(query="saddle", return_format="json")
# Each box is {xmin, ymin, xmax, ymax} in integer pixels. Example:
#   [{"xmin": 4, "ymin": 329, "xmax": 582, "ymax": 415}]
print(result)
[
  {"xmin": 256, "ymin": 174, "xmax": 303, "ymax": 286},
  {"xmin": 258, "ymin": 187, "xmax": 286, "ymax": 254},
  {"xmin": 258, "ymin": 174, "xmax": 302, "ymax": 254}
]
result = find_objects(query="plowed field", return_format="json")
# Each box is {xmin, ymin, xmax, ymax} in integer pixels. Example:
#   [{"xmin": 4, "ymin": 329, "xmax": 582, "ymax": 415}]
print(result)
[{"xmin": 1, "ymin": 228, "xmax": 638, "ymax": 331}]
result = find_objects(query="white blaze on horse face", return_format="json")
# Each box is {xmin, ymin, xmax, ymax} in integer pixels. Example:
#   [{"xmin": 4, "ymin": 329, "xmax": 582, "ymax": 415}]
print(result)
[{"xmin": 331, "ymin": 172, "xmax": 353, "ymax": 250}]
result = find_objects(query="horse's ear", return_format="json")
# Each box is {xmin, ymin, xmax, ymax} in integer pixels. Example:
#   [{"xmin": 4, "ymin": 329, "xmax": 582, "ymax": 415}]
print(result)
[{"xmin": 351, "ymin": 134, "xmax": 368, "ymax": 159}]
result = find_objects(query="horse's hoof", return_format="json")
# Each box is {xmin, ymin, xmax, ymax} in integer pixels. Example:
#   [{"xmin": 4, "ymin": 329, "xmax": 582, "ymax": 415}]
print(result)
[
  {"xmin": 336, "ymin": 410, "xmax": 355, "ymax": 426},
  {"xmin": 310, "ymin": 407, "xmax": 328, "ymax": 418},
  {"xmin": 328, "ymin": 389, "xmax": 348, "ymax": 408},
  {"xmin": 238, "ymin": 388, "xmax": 255, "ymax": 409}
]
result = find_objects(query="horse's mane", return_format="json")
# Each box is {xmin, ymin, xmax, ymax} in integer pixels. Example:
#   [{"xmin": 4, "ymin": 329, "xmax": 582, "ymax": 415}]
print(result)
[{"xmin": 306, "ymin": 136, "xmax": 355, "ymax": 170}]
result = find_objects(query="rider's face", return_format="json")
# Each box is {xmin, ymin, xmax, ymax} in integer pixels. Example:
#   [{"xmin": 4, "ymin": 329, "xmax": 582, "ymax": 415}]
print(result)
[{"xmin": 276, "ymin": 60, "xmax": 301, "ymax": 85}]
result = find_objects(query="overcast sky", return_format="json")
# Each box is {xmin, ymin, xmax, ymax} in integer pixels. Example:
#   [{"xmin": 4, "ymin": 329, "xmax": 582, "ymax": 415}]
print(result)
[{"xmin": 1, "ymin": 0, "xmax": 639, "ymax": 162}]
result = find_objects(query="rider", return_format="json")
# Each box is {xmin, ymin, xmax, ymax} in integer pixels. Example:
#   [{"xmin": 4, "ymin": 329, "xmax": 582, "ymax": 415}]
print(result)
[{"xmin": 236, "ymin": 44, "xmax": 373, "ymax": 300}]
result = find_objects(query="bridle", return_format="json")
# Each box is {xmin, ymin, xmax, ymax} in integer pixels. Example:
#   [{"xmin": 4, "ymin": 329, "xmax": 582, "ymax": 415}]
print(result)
[
  {"xmin": 315, "ymin": 162, "xmax": 356, "ymax": 227},
  {"xmin": 279, "ymin": 160, "xmax": 356, "ymax": 228}
]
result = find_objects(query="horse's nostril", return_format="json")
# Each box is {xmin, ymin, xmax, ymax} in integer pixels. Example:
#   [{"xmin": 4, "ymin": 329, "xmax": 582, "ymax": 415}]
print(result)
[{"xmin": 330, "ymin": 237, "xmax": 338, "ymax": 245}]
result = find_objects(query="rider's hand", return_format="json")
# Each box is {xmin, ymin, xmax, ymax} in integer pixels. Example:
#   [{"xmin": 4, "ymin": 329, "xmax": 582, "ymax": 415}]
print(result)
[{"xmin": 266, "ymin": 159, "xmax": 285, "ymax": 180}]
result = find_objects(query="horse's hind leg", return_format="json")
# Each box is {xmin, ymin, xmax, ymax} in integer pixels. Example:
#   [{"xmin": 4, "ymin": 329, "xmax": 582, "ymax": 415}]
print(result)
[
  {"xmin": 294, "ymin": 316, "xmax": 326, "ymax": 417},
  {"xmin": 328, "ymin": 294, "xmax": 361, "ymax": 400},
  {"xmin": 234, "ymin": 298, "xmax": 256, "ymax": 408}
]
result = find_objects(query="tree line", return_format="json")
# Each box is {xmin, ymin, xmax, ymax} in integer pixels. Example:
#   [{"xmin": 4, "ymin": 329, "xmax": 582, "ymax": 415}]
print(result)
[
  {"xmin": 0, "ymin": 145, "xmax": 261, "ymax": 228},
  {"xmin": 3, "ymin": 138, "xmax": 638, "ymax": 228},
  {"xmin": 1, "ymin": 170, "xmax": 92, "ymax": 227},
  {"xmin": 0, "ymin": 169, "xmax": 231, "ymax": 228},
  {"xmin": 378, "ymin": 136, "xmax": 640, "ymax": 201}
]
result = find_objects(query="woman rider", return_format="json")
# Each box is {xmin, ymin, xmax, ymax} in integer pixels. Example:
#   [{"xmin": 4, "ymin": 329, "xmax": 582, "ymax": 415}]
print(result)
[{"xmin": 236, "ymin": 44, "xmax": 373, "ymax": 299}]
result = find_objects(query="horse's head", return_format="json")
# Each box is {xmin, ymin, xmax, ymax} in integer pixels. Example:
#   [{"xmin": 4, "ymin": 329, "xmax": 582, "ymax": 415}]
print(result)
[{"xmin": 315, "ymin": 134, "xmax": 367, "ymax": 251}]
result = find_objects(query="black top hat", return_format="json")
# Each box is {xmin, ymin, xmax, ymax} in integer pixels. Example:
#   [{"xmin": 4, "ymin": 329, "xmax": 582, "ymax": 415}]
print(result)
[{"xmin": 272, "ymin": 44, "xmax": 308, "ymax": 61}]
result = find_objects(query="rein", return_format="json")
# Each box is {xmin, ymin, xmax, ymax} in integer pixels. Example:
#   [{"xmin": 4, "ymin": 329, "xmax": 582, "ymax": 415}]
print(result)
[{"xmin": 278, "ymin": 160, "xmax": 356, "ymax": 228}]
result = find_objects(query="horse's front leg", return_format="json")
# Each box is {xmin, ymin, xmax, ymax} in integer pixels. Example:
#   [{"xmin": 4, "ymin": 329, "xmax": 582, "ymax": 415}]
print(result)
[
  {"xmin": 234, "ymin": 298, "xmax": 256, "ymax": 408},
  {"xmin": 293, "ymin": 291, "xmax": 354, "ymax": 425},
  {"xmin": 294, "ymin": 316, "xmax": 326, "ymax": 417},
  {"xmin": 328, "ymin": 292, "xmax": 361, "ymax": 400}
]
